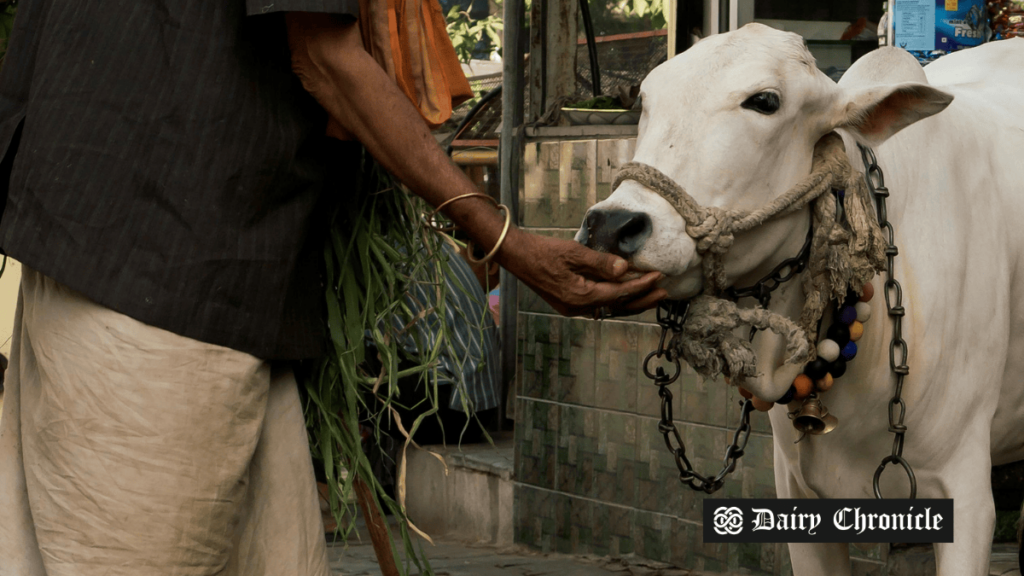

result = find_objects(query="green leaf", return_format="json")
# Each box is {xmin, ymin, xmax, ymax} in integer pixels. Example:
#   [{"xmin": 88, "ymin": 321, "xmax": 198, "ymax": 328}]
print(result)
[
  {"xmin": 634, "ymin": 0, "xmax": 648, "ymax": 18},
  {"xmin": 304, "ymin": 146, "xmax": 492, "ymax": 574}
]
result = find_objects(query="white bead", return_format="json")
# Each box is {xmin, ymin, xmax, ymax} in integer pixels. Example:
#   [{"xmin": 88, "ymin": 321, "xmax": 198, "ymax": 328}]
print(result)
[
  {"xmin": 855, "ymin": 302, "xmax": 872, "ymax": 323},
  {"xmin": 817, "ymin": 339, "xmax": 841, "ymax": 362}
]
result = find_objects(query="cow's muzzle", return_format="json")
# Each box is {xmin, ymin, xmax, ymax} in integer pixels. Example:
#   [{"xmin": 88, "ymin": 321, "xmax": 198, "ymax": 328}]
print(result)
[{"xmin": 578, "ymin": 209, "xmax": 652, "ymax": 258}]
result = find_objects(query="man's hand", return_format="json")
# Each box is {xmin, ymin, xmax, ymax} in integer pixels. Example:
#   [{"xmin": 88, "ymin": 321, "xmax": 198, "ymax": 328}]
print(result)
[
  {"xmin": 285, "ymin": 12, "xmax": 667, "ymax": 317},
  {"xmin": 499, "ymin": 228, "xmax": 666, "ymax": 317}
]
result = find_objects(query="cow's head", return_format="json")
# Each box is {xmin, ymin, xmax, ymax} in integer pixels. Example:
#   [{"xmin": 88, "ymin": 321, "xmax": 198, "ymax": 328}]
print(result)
[{"xmin": 576, "ymin": 23, "xmax": 952, "ymax": 300}]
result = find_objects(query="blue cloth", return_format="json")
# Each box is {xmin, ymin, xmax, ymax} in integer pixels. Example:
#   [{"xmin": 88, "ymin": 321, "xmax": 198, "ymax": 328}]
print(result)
[{"xmin": 388, "ymin": 243, "xmax": 501, "ymax": 412}]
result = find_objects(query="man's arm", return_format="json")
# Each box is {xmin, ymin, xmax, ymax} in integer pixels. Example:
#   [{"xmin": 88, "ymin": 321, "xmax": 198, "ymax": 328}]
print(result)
[{"xmin": 285, "ymin": 13, "xmax": 665, "ymax": 316}]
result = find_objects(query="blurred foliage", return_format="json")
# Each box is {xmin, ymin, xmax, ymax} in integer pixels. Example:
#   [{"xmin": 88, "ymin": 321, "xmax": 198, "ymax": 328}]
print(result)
[
  {"xmin": 0, "ymin": 1, "xmax": 16, "ymax": 66},
  {"xmin": 994, "ymin": 509, "xmax": 1021, "ymax": 542},
  {"xmin": 442, "ymin": 0, "xmax": 665, "ymax": 66},
  {"xmin": 585, "ymin": 0, "xmax": 666, "ymax": 37},
  {"xmin": 567, "ymin": 95, "xmax": 621, "ymax": 109},
  {"xmin": 619, "ymin": 0, "xmax": 666, "ymax": 29},
  {"xmin": 446, "ymin": 3, "xmax": 504, "ymax": 63}
]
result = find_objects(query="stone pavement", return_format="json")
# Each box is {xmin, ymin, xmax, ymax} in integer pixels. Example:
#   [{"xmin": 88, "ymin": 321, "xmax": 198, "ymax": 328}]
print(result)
[
  {"xmin": 325, "ymin": 517, "xmax": 1021, "ymax": 576},
  {"xmin": 327, "ymin": 538, "xmax": 695, "ymax": 576},
  {"xmin": 325, "ymin": 517, "xmax": 695, "ymax": 576},
  {"xmin": 984, "ymin": 544, "xmax": 1021, "ymax": 576}
]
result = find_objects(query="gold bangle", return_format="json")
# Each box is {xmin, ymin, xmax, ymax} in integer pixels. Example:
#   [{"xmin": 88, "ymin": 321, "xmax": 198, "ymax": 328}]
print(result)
[
  {"xmin": 426, "ymin": 192, "xmax": 512, "ymax": 265},
  {"xmin": 465, "ymin": 204, "xmax": 511, "ymax": 265},
  {"xmin": 426, "ymin": 192, "xmax": 498, "ymax": 232}
]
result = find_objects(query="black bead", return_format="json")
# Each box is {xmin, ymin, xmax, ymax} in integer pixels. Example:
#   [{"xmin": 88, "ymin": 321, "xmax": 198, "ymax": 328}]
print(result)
[
  {"xmin": 826, "ymin": 323, "xmax": 851, "ymax": 347},
  {"xmin": 777, "ymin": 385, "xmax": 796, "ymax": 404},
  {"xmin": 843, "ymin": 290, "xmax": 859, "ymax": 307},
  {"xmin": 804, "ymin": 358, "xmax": 830, "ymax": 380},
  {"xmin": 831, "ymin": 358, "xmax": 847, "ymax": 378}
]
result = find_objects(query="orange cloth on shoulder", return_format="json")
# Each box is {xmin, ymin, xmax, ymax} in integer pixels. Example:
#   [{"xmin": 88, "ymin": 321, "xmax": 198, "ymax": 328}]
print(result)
[{"xmin": 359, "ymin": 0, "xmax": 474, "ymax": 128}]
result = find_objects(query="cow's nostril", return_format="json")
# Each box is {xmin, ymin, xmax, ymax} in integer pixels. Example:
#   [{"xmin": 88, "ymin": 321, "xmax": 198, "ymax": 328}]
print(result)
[{"xmin": 583, "ymin": 209, "xmax": 652, "ymax": 258}]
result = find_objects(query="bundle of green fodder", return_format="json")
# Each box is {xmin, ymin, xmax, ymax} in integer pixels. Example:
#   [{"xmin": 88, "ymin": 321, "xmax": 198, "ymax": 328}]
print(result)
[{"xmin": 305, "ymin": 147, "xmax": 488, "ymax": 574}]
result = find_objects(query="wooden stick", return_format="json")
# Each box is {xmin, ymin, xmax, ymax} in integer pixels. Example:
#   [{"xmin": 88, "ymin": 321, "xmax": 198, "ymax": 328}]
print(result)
[{"xmin": 353, "ymin": 474, "xmax": 401, "ymax": 576}]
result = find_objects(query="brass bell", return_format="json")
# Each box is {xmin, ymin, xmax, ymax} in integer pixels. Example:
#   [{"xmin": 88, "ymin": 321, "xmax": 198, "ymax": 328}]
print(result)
[{"xmin": 788, "ymin": 396, "xmax": 838, "ymax": 438}]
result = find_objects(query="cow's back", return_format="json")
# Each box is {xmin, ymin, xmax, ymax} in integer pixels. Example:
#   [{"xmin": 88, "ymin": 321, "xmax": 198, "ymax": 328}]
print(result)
[
  {"xmin": 924, "ymin": 37, "xmax": 1024, "ymax": 91},
  {"xmin": 923, "ymin": 39, "xmax": 1024, "ymax": 135},
  {"xmin": 920, "ymin": 39, "xmax": 1024, "ymax": 222},
  {"xmin": 922, "ymin": 39, "xmax": 1024, "ymax": 464}
]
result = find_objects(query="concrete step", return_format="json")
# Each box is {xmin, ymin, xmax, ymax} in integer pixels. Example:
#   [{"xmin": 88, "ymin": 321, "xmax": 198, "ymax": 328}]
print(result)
[
  {"xmin": 885, "ymin": 543, "xmax": 1020, "ymax": 576},
  {"xmin": 989, "ymin": 543, "xmax": 1022, "ymax": 576},
  {"xmin": 404, "ymin": 432, "xmax": 514, "ymax": 547}
]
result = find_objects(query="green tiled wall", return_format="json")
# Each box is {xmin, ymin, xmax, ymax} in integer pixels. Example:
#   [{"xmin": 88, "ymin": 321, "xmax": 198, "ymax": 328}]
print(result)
[{"xmin": 512, "ymin": 137, "xmax": 886, "ymax": 575}]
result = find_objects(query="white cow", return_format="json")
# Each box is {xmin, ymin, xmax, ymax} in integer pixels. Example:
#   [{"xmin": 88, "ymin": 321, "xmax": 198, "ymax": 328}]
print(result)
[{"xmin": 578, "ymin": 25, "xmax": 1024, "ymax": 575}]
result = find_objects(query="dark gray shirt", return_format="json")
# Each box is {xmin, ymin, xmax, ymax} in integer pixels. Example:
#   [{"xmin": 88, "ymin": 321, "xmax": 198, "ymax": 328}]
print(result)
[{"xmin": 0, "ymin": 0, "xmax": 358, "ymax": 359}]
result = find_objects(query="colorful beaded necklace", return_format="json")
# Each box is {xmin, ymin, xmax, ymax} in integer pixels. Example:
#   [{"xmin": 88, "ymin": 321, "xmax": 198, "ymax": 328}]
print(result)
[{"xmin": 738, "ymin": 281, "xmax": 875, "ymax": 413}]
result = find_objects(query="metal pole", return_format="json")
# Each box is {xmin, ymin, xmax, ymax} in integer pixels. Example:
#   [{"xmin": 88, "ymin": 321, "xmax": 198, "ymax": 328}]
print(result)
[
  {"xmin": 578, "ymin": 0, "xmax": 601, "ymax": 96},
  {"xmin": 498, "ymin": 0, "xmax": 525, "ymax": 428}
]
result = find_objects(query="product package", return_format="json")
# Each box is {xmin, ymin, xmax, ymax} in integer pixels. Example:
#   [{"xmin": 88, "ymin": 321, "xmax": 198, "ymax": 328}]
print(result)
[{"xmin": 892, "ymin": 0, "xmax": 988, "ymax": 63}]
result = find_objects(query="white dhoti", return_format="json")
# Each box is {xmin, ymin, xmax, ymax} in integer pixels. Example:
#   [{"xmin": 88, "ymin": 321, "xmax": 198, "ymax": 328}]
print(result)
[{"xmin": 0, "ymin": 267, "xmax": 331, "ymax": 576}]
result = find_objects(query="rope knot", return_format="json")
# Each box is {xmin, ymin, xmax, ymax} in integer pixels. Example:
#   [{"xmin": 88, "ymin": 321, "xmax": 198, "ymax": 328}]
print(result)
[
  {"xmin": 672, "ymin": 295, "xmax": 813, "ymax": 385},
  {"xmin": 689, "ymin": 207, "xmax": 737, "ymax": 255}
]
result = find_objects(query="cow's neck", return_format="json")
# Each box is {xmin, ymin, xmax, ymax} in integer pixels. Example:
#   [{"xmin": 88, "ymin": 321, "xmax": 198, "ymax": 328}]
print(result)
[
  {"xmin": 751, "ymin": 136, "xmax": 902, "ymax": 433},
  {"xmin": 746, "ymin": 259, "xmax": 813, "ymax": 397},
  {"xmin": 728, "ymin": 208, "xmax": 813, "ymax": 295}
]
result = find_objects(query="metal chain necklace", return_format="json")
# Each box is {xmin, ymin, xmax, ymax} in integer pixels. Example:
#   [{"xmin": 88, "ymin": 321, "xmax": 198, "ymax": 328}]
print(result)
[
  {"xmin": 643, "ymin": 146, "xmax": 915, "ymax": 497},
  {"xmin": 641, "ymin": 210, "xmax": 816, "ymax": 494},
  {"xmin": 641, "ymin": 243, "xmax": 808, "ymax": 495},
  {"xmin": 643, "ymin": 300, "xmax": 755, "ymax": 494},
  {"xmin": 859, "ymin": 145, "xmax": 916, "ymax": 499}
]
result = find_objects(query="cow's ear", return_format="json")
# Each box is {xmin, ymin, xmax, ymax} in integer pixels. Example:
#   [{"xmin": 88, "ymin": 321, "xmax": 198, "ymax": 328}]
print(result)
[{"xmin": 832, "ymin": 82, "xmax": 953, "ymax": 147}]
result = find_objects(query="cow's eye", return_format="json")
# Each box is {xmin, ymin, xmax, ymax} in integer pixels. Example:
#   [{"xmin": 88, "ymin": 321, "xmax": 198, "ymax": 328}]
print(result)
[{"xmin": 741, "ymin": 92, "xmax": 781, "ymax": 115}]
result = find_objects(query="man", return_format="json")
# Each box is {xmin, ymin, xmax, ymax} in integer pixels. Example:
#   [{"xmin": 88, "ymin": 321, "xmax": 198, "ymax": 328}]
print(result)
[{"xmin": 0, "ymin": 3, "xmax": 665, "ymax": 575}]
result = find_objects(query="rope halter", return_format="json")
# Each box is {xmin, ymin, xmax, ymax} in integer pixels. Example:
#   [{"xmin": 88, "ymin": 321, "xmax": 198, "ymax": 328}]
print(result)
[{"xmin": 611, "ymin": 132, "xmax": 887, "ymax": 385}]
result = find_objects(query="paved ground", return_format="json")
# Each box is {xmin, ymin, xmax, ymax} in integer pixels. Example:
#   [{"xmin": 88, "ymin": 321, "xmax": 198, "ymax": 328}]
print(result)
[
  {"xmin": 326, "ymin": 517, "xmax": 693, "ymax": 576},
  {"xmin": 327, "ymin": 539, "xmax": 695, "ymax": 576},
  {"xmin": 989, "ymin": 544, "xmax": 1022, "ymax": 576},
  {"xmin": 326, "ymin": 519, "xmax": 1021, "ymax": 576}
]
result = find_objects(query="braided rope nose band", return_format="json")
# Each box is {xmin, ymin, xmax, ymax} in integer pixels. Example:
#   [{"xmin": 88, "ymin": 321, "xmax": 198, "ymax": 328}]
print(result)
[
  {"xmin": 611, "ymin": 132, "xmax": 887, "ymax": 384},
  {"xmin": 614, "ymin": 132, "xmax": 849, "ymax": 294}
]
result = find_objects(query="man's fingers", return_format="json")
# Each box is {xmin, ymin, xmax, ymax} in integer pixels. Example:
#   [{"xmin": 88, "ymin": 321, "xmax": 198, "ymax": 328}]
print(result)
[
  {"xmin": 570, "ymin": 244, "xmax": 628, "ymax": 281},
  {"xmin": 607, "ymin": 273, "xmax": 667, "ymax": 315},
  {"xmin": 577, "ymin": 270, "xmax": 665, "ymax": 308},
  {"xmin": 615, "ymin": 271, "xmax": 664, "ymax": 300}
]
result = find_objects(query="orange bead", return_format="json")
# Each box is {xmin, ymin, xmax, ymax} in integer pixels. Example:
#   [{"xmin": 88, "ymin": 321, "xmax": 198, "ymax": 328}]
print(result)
[
  {"xmin": 849, "ymin": 321, "xmax": 865, "ymax": 342},
  {"xmin": 751, "ymin": 397, "xmax": 774, "ymax": 412},
  {"xmin": 724, "ymin": 376, "xmax": 731, "ymax": 386},
  {"xmin": 859, "ymin": 282, "xmax": 874, "ymax": 302},
  {"xmin": 816, "ymin": 373, "xmax": 834, "ymax": 392},
  {"xmin": 793, "ymin": 374, "xmax": 814, "ymax": 400},
  {"xmin": 738, "ymin": 387, "xmax": 753, "ymax": 399}
]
